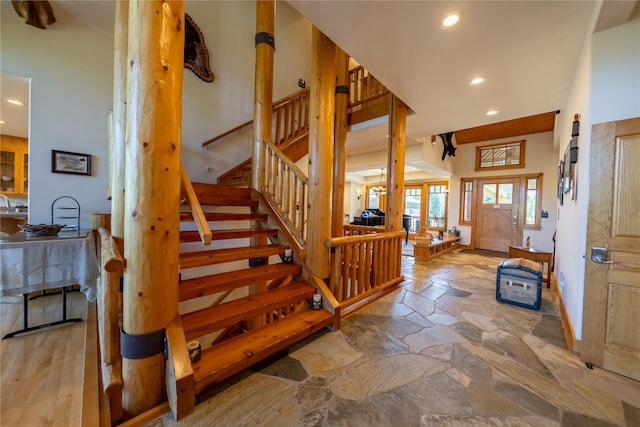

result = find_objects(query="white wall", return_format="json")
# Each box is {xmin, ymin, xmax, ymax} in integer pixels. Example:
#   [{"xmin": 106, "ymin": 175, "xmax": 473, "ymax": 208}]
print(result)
[
  {"xmin": 1, "ymin": 1, "xmax": 312, "ymax": 229},
  {"xmin": 447, "ymin": 131, "xmax": 558, "ymax": 250},
  {"xmin": 554, "ymin": 9, "xmax": 640, "ymax": 339},
  {"xmin": 1, "ymin": 2, "xmax": 114, "ymax": 229}
]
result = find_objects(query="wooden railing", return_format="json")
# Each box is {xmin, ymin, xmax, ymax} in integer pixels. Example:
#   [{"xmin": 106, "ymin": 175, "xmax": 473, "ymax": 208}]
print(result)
[
  {"xmin": 96, "ymin": 227, "xmax": 124, "ymax": 424},
  {"xmin": 181, "ymin": 162, "xmax": 212, "ymax": 245},
  {"xmin": 273, "ymin": 88, "xmax": 310, "ymax": 149},
  {"xmin": 343, "ymin": 224, "xmax": 384, "ymax": 236},
  {"xmin": 327, "ymin": 230, "xmax": 405, "ymax": 311},
  {"xmin": 262, "ymin": 138, "xmax": 308, "ymax": 248},
  {"xmin": 348, "ymin": 65, "xmax": 389, "ymax": 109},
  {"xmin": 202, "ymin": 88, "xmax": 310, "ymax": 149}
]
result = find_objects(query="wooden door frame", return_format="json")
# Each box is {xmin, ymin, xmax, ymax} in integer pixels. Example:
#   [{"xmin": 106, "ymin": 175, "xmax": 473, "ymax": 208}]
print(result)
[{"xmin": 465, "ymin": 173, "xmax": 532, "ymax": 250}]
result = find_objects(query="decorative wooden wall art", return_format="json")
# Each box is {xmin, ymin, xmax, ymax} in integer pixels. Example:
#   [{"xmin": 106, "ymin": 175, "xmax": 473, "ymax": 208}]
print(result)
[
  {"xmin": 12, "ymin": 0, "xmax": 56, "ymax": 29},
  {"xmin": 184, "ymin": 13, "xmax": 214, "ymax": 82}
]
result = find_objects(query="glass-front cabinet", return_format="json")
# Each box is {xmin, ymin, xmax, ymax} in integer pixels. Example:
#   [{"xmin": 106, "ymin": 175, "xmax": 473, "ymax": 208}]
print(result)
[{"xmin": 0, "ymin": 135, "xmax": 28, "ymax": 195}]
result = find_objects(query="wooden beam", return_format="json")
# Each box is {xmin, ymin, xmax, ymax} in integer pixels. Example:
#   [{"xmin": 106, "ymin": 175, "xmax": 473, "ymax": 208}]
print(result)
[
  {"xmin": 332, "ymin": 47, "xmax": 349, "ymax": 238},
  {"xmin": 122, "ymin": 0, "xmax": 184, "ymax": 416},
  {"xmin": 251, "ymin": 0, "xmax": 275, "ymax": 192},
  {"xmin": 307, "ymin": 27, "xmax": 336, "ymax": 279},
  {"xmin": 454, "ymin": 111, "xmax": 556, "ymax": 144}
]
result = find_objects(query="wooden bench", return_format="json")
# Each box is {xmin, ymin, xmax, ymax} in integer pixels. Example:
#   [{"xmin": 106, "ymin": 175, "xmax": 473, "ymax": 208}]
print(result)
[{"xmin": 414, "ymin": 236, "xmax": 461, "ymax": 263}]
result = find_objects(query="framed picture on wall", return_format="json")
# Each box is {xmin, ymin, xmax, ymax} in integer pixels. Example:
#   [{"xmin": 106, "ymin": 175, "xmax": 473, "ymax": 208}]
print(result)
[{"xmin": 51, "ymin": 150, "xmax": 92, "ymax": 176}]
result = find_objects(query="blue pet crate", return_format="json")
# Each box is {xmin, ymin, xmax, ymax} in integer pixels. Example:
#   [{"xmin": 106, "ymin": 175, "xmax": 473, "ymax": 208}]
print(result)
[{"xmin": 496, "ymin": 258, "xmax": 543, "ymax": 310}]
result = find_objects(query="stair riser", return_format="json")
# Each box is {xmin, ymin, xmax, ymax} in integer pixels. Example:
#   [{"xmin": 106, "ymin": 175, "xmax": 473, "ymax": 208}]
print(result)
[
  {"xmin": 179, "ymin": 264, "xmax": 302, "ymax": 301},
  {"xmin": 193, "ymin": 312, "xmax": 333, "ymax": 393}
]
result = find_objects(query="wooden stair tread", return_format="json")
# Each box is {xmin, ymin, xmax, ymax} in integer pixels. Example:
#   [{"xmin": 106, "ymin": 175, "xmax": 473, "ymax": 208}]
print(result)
[
  {"xmin": 179, "ymin": 263, "xmax": 302, "ymax": 301},
  {"xmin": 187, "ymin": 183, "xmax": 257, "ymax": 207},
  {"xmin": 179, "ymin": 228, "xmax": 278, "ymax": 243},
  {"xmin": 182, "ymin": 282, "xmax": 316, "ymax": 340},
  {"xmin": 179, "ymin": 212, "xmax": 268, "ymax": 222},
  {"xmin": 192, "ymin": 308, "xmax": 334, "ymax": 393},
  {"xmin": 179, "ymin": 244, "xmax": 287, "ymax": 269}
]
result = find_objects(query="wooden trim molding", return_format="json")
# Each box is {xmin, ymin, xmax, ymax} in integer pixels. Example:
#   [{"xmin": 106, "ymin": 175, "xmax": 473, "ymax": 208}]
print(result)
[{"xmin": 552, "ymin": 272, "xmax": 581, "ymax": 355}]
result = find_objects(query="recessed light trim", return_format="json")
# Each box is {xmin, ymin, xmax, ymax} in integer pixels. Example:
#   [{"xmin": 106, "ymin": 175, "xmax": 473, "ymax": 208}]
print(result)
[
  {"xmin": 7, "ymin": 99, "xmax": 25, "ymax": 106},
  {"xmin": 0, "ymin": 120, "xmax": 5, "ymax": 124},
  {"xmin": 441, "ymin": 12, "xmax": 460, "ymax": 29},
  {"xmin": 486, "ymin": 110, "xmax": 499, "ymax": 116},
  {"xmin": 470, "ymin": 77, "xmax": 485, "ymax": 85}
]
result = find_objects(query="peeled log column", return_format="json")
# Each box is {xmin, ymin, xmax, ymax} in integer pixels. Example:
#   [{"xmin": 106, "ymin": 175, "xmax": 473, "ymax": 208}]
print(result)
[
  {"xmin": 307, "ymin": 27, "xmax": 336, "ymax": 279},
  {"xmin": 331, "ymin": 47, "xmax": 349, "ymax": 238},
  {"xmin": 122, "ymin": 0, "xmax": 184, "ymax": 416},
  {"xmin": 111, "ymin": 0, "xmax": 128, "ymax": 241},
  {"xmin": 385, "ymin": 95, "xmax": 407, "ymax": 233},
  {"xmin": 251, "ymin": 0, "xmax": 275, "ymax": 192}
]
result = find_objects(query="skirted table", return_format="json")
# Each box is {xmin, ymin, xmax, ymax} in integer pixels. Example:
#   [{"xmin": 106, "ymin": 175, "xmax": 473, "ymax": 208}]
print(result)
[{"xmin": 0, "ymin": 230, "xmax": 99, "ymax": 338}]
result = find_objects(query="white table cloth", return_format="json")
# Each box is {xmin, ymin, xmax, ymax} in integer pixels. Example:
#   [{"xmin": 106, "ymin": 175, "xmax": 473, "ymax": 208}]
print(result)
[{"xmin": 0, "ymin": 230, "xmax": 99, "ymax": 301}]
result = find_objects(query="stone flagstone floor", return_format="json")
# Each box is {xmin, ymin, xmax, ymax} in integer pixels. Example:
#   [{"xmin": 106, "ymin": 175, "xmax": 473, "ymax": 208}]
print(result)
[{"xmin": 149, "ymin": 251, "xmax": 640, "ymax": 427}]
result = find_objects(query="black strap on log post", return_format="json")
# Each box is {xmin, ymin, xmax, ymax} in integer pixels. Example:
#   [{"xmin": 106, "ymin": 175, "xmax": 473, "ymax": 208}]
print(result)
[
  {"xmin": 255, "ymin": 32, "xmax": 275, "ymax": 50},
  {"xmin": 335, "ymin": 85, "xmax": 348, "ymax": 95},
  {"xmin": 120, "ymin": 328, "xmax": 165, "ymax": 359}
]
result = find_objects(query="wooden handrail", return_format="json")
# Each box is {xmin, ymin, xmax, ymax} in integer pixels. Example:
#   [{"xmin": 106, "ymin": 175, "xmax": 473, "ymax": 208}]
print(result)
[
  {"xmin": 328, "ymin": 229, "xmax": 405, "ymax": 247},
  {"xmin": 181, "ymin": 162, "xmax": 212, "ymax": 245},
  {"xmin": 342, "ymin": 224, "xmax": 384, "ymax": 236},
  {"xmin": 201, "ymin": 120, "xmax": 253, "ymax": 148}
]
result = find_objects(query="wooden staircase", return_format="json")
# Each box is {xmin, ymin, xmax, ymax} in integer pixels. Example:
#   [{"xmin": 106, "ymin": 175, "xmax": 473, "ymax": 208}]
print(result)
[{"xmin": 178, "ymin": 183, "xmax": 334, "ymax": 395}]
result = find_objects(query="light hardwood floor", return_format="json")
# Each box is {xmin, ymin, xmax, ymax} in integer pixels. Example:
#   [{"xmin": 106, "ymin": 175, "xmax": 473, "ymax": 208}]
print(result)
[{"xmin": 0, "ymin": 291, "xmax": 88, "ymax": 427}]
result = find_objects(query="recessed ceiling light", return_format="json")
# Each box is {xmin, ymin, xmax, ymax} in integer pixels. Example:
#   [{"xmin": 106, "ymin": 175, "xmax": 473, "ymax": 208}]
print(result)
[
  {"xmin": 7, "ymin": 99, "xmax": 25, "ymax": 106},
  {"xmin": 0, "ymin": 120, "xmax": 5, "ymax": 124},
  {"xmin": 441, "ymin": 12, "xmax": 460, "ymax": 28},
  {"xmin": 470, "ymin": 77, "xmax": 485, "ymax": 85},
  {"xmin": 486, "ymin": 110, "xmax": 499, "ymax": 116}
]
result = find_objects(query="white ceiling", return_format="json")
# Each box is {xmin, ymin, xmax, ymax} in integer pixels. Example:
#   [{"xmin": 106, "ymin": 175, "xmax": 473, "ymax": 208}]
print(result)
[
  {"xmin": 3, "ymin": 1, "xmax": 636, "ymax": 179},
  {"xmin": 288, "ymin": 0, "xmax": 599, "ymax": 159}
]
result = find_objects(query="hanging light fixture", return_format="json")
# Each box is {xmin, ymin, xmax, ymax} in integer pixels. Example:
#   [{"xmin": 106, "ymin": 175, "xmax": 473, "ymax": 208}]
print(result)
[{"xmin": 373, "ymin": 168, "xmax": 386, "ymax": 195}]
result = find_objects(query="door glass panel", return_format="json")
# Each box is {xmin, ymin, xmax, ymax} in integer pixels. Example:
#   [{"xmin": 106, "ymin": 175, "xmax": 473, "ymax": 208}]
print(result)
[
  {"xmin": 1, "ymin": 151, "xmax": 16, "ymax": 192},
  {"xmin": 498, "ymin": 183, "xmax": 513, "ymax": 204},
  {"xmin": 404, "ymin": 187, "xmax": 421, "ymax": 233},
  {"xmin": 428, "ymin": 185, "xmax": 446, "ymax": 229},
  {"xmin": 483, "ymin": 184, "xmax": 496, "ymax": 204}
]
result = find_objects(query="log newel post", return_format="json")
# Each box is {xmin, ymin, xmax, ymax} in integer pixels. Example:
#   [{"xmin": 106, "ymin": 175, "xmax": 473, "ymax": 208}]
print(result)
[
  {"xmin": 331, "ymin": 48, "xmax": 349, "ymax": 238},
  {"xmin": 111, "ymin": 0, "xmax": 128, "ymax": 241},
  {"xmin": 307, "ymin": 27, "xmax": 336, "ymax": 279},
  {"xmin": 122, "ymin": 0, "xmax": 184, "ymax": 416},
  {"xmin": 385, "ymin": 95, "xmax": 407, "ymax": 233},
  {"xmin": 252, "ymin": 0, "xmax": 275, "ymax": 192}
]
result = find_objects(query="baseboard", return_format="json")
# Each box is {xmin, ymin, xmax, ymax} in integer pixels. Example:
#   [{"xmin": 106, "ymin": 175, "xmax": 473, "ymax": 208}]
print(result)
[{"xmin": 551, "ymin": 272, "xmax": 581, "ymax": 354}]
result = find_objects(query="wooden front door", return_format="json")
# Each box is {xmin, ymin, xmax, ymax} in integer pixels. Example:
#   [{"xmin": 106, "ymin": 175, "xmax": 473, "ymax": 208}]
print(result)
[
  {"xmin": 475, "ymin": 178, "xmax": 522, "ymax": 252},
  {"xmin": 582, "ymin": 117, "xmax": 640, "ymax": 381}
]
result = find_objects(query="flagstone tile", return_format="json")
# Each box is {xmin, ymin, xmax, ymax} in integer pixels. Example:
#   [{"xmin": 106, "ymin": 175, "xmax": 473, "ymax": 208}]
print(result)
[
  {"xmin": 565, "ymin": 380, "xmax": 625, "ymax": 424},
  {"xmin": 420, "ymin": 284, "xmax": 449, "ymax": 300},
  {"xmin": 421, "ymin": 344, "xmax": 454, "ymax": 361},
  {"xmin": 451, "ymin": 345, "xmax": 495, "ymax": 388},
  {"xmin": 327, "ymin": 354, "xmax": 448, "ymax": 400},
  {"xmin": 530, "ymin": 314, "xmax": 567, "ymax": 349},
  {"xmin": 450, "ymin": 321, "xmax": 484, "ymax": 343},
  {"xmin": 328, "ymin": 389, "xmax": 421, "ymax": 427},
  {"xmin": 421, "ymin": 415, "xmax": 535, "ymax": 426},
  {"xmin": 294, "ymin": 377, "xmax": 332, "ymax": 415},
  {"xmin": 446, "ymin": 367, "xmax": 471, "ymax": 387},
  {"xmin": 357, "ymin": 300, "xmax": 414, "ymax": 317},
  {"xmin": 255, "ymin": 354, "xmax": 309, "ymax": 381},
  {"xmin": 290, "ymin": 331, "xmax": 364, "ymax": 377},
  {"xmin": 427, "ymin": 312, "xmax": 459, "ymax": 326},
  {"xmin": 407, "ymin": 372, "xmax": 474, "ymax": 416},
  {"xmin": 403, "ymin": 291, "xmax": 437, "ymax": 315},
  {"xmin": 494, "ymin": 380, "xmax": 560, "ymax": 421},
  {"xmin": 560, "ymin": 411, "xmax": 620, "ymax": 427},
  {"xmin": 342, "ymin": 312, "xmax": 423, "ymax": 339},
  {"xmin": 461, "ymin": 310, "xmax": 499, "ymax": 332},
  {"xmin": 405, "ymin": 325, "xmax": 467, "ymax": 352},
  {"xmin": 406, "ymin": 311, "xmax": 436, "ymax": 328},
  {"xmin": 481, "ymin": 330, "xmax": 554, "ymax": 379},
  {"xmin": 340, "ymin": 323, "xmax": 409, "ymax": 356},
  {"xmin": 466, "ymin": 382, "xmax": 529, "ymax": 416}
]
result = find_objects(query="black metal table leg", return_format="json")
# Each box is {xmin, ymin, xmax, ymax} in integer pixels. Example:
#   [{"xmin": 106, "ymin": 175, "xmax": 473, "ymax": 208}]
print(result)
[{"xmin": 2, "ymin": 287, "xmax": 83, "ymax": 339}]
